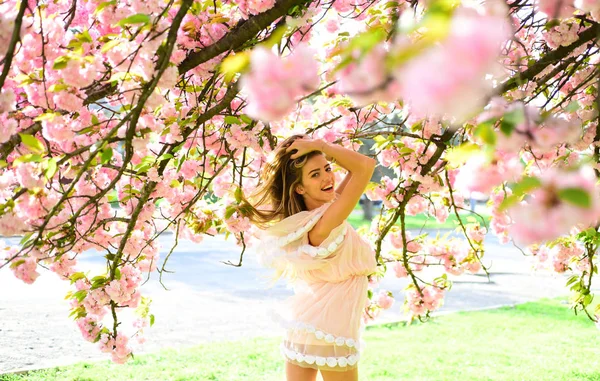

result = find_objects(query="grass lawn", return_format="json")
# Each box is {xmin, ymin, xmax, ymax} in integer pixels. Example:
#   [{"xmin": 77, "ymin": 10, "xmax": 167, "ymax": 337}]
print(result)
[
  {"xmin": 4, "ymin": 298, "xmax": 600, "ymax": 381},
  {"xmin": 348, "ymin": 205, "xmax": 489, "ymax": 231}
]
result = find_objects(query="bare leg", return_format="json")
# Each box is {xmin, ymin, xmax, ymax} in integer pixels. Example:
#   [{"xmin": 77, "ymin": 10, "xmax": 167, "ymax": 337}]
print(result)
[
  {"xmin": 320, "ymin": 367, "xmax": 359, "ymax": 381},
  {"xmin": 286, "ymin": 361, "xmax": 319, "ymax": 381}
]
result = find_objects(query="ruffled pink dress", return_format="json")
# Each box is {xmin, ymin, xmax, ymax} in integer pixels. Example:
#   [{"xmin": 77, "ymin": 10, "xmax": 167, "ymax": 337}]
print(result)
[{"xmin": 255, "ymin": 200, "xmax": 377, "ymax": 372}]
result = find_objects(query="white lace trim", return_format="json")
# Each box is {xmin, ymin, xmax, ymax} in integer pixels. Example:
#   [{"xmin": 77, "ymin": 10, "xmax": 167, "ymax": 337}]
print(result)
[
  {"xmin": 257, "ymin": 203, "xmax": 347, "ymax": 259},
  {"xmin": 284, "ymin": 320, "xmax": 360, "ymax": 349},
  {"xmin": 280, "ymin": 343, "xmax": 360, "ymax": 368},
  {"xmin": 297, "ymin": 224, "xmax": 348, "ymax": 258},
  {"xmin": 272, "ymin": 205, "xmax": 329, "ymax": 247}
]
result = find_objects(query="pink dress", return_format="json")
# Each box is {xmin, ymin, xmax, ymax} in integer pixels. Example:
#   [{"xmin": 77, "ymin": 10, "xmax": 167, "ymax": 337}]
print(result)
[{"xmin": 255, "ymin": 200, "xmax": 378, "ymax": 372}]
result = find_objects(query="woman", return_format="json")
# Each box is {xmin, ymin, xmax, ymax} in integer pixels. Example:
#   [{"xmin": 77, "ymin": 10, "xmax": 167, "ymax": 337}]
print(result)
[{"xmin": 243, "ymin": 134, "xmax": 378, "ymax": 381}]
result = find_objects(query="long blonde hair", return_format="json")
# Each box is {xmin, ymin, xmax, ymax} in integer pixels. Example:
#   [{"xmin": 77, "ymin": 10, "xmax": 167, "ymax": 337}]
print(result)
[{"xmin": 240, "ymin": 134, "xmax": 324, "ymax": 229}]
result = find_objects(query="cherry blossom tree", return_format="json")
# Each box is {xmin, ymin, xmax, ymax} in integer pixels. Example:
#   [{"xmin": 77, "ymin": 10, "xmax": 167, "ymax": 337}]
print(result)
[{"xmin": 0, "ymin": 0, "xmax": 599, "ymax": 363}]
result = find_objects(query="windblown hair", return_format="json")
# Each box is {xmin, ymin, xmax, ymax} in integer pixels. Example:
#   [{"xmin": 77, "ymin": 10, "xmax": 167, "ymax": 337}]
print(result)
[{"xmin": 240, "ymin": 134, "xmax": 324, "ymax": 229}]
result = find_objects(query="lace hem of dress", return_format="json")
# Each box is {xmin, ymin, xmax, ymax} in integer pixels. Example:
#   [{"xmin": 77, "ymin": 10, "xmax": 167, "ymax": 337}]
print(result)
[
  {"xmin": 280, "ymin": 343, "xmax": 360, "ymax": 368},
  {"xmin": 284, "ymin": 320, "xmax": 361, "ymax": 349}
]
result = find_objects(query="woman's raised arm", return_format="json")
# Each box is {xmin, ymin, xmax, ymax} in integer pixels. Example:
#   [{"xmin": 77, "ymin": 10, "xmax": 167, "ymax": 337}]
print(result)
[{"xmin": 310, "ymin": 140, "xmax": 375, "ymax": 246}]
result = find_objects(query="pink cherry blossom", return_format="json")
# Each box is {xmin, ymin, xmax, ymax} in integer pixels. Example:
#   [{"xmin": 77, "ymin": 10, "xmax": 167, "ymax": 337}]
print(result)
[
  {"xmin": 0, "ymin": 88, "xmax": 16, "ymax": 113},
  {"xmin": 0, "ymin": 116, "xmax": 17, "ymax": 144},
  {"xmin": 241, "ymin": 44, "xmax": 320, "ymax": 121},
  {"xmin": 389, "ymin": 230, "xmax": 422, "ymax": 252},
  {"xmin": 76, "ymin": 316, "xmax": 101, "ymax": 342},
  {"xmin": 49, "ymin": 255, "xmax": 77, "ymax": 280},
  {"xmin": 405, "ymin": 285, "xmax": 445, "ymax": 316},
  {"xmin": 336, "ymin": 44, "xmax": 402, "ymax": 106},
  {"xmin": 537, "ymin": 0, "xmax": 576, "ymax": 18},
  {"xmin": 454, "ymin": 152, "xmax": 523, "ymax": 194},
  {"xmin": 466, "ymin": 224, "xmax": 487, "ymax": 243},
  {"xmin": 236, "ymin": 0, "xmax": 277, "ymax": 18},
  {"xmin": 10, "ymin": 257, "xmax": 40, "ymax": 284},
  {"xmin": 392, "ymin": 261, "xmax": 408, "ymax": 278},
  {"xmin": 575, "ymin": 0, "xmax": 600, "ymax": 12},
  {"xmin": 376, "ymin": 290, "xmax": 395, "ymax": 310},
  {"xmin": 99, "ymin": 332, "xmax": 132, "ymax": 364},
  {"xmin": 508, "ymin": 166, "xmax": 600, "ymax": 245},
  {"xmin": 14, "ymin": 162, "xmax": 45, "ymax": 190},
  {"xmin": 397, "ymin": 6, "xmax": 511, "ymax": 122}
]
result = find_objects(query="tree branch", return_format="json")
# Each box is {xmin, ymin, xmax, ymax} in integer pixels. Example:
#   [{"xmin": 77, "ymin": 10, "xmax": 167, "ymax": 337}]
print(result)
[
  {"xmin": 500, "ymin": 22, "xmax": 600, "ymax": 94},
  {"xmin": 0, "ymin": 122, "xmax": 42, "ymax": 161},
  {"xmin": 177, "ymin": 0, "xmax": 312, "ymax": 73},
  {"xmin": 0, "ymin": 0, "xmax": 28, "ymax": 90}
]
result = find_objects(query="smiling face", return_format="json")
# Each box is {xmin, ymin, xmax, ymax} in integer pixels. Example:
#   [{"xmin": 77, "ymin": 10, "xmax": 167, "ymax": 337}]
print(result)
[{"xmin": 294, "ymin": 153, "xmax": 336, "ymax": 210}]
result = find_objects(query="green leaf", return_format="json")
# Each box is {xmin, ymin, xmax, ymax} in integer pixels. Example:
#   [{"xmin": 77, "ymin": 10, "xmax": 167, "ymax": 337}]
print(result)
[
  {"xmin": 545, "ymin": 18, "xmax": 561, "ymax": 30},
  {"xmin": 224, "ymin": 205, "xmax": 237, "ymax": 220},
  {"xmin": 12, "ymin": 153, "xmax": 44, "ymax": 166},
  {"xmin": 566, "ymin": 275, "xmax": 579, "ymax": 287},
  {"xmin": 240, "ymin": 115, "xmax": 253, "ymax": 124},
  {"xmin": 77, "ymin": 30, "xmax": 93, "ymax": 43},
  {"xmin": 498, "ymin": 194, "xmax": 520, "ymax": 212},
  {"xmin": 348, "ymin": 27, "xmax": 387, "ymax": 53},
  {"xmin": 500, "ymin": 107, "xmax": 525, "ymax": 136},
  {"xmin": 149, "ymin": 314, "xmax": 155, "ymax": 327},
  {"xmin": 70, "ymin": 272, "xmax": 87, "ymax": 284},
  {"xmin": 76, "ymin": 126, "xmax": 96, "ymax": 135},
  {"xmin": 116, "ymin": 13, "xmax": 151, "ymax": 27},
  {"xmin": 445, "ymin": 143, "xmax": 481, "ymax": 167},
  {"xmin": 564, "ymin": 101, "xmax": 579, "ymax": 113},
  {"xmin": 19, "ymin": 232, "xmax": 35, "ymax": 246},
  {"xmin": 52, "ymin": 56, "xmax": 71, "ymax": 70},
  {"xmin": 34, "ymin": 112, "xmax": 60, "ymax": 122},
  {"xmin": 95, "ymin": 0, "xmax": 117, "ymax": 13},
  {"xmin": 475, "ymin": 121, "xmax": 496, "ymax": 145},
  {"xmin": 73, "ymin": 290, "xmax": 88, "ymax": 303},
  {"xmin": 373, "ymin": 135, "xmax": 387, "ymax": 144},
  {"xmin": 220, "ymin": 52, "xmax": 250, "ymax": 82},
  {"xmin": 45, "ymin": 158, "xmax": 58, "ymax": 180},
  {"xmin": 158, "ymin": 153, "xmax": 173, "ymax": 162},
  {"xmin": 48, "ymin": 83, "xmax": 69, "ymax": 92},
  {"xmin": 234, "ymin": 187, "xmax": 243, "ymax": 203},
  {"xmin": 263, "ymin": 25, "xmax": 288, "ymax": 48},
  {"xmin": 101, "ymin": 147, "xmax": 113, "ymax": 164},
  {"xmin": 557, "ymin": 187, "xmax": 591, "ymax": 208},
  {"xmin": 101, "ymin": 39, "xmax": 122, "ymax": 53},
  {"xmin": 10, "ymin": 259, "xmax": 26, "ymax": 269},
  {"xmin": 500, "ymin": 120, "xmax": 514, "ymax": 136},
  {"xmin": 224, "ymin": 116, "xmax": 241, "ymax": 125},
  {"xmin": 19, "ymin": 134, "xmax": 45, "ymax": 154},
  {"xmin": 511, "ymin": 176, "xmax": 541, "ymax": 196}
]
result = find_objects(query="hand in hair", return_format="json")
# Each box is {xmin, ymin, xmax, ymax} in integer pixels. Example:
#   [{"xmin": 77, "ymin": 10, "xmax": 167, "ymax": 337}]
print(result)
[{"xmin": 285, "ymin": 138, "xmax": 324, "ymax": 160}]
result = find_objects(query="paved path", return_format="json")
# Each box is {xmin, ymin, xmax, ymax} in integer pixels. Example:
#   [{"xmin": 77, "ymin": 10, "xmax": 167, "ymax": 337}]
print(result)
[{"xmin": 0, "ymin": 228, "xmax": 576, "ymax": 373}]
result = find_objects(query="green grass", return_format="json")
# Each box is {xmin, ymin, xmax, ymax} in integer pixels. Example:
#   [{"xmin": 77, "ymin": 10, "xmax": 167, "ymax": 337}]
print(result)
[
  {"xmin": 4, "ymin": 298, "xmax": 600, "ymax": 381},
  {"xmin": 348, "ymin": 205, "xmax": 489, "ymax": 231}
]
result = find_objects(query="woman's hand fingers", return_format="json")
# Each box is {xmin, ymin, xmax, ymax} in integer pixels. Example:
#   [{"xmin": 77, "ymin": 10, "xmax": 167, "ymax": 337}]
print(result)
[{"xmin": 285, "ymin": 138, "xmax": 311, "ymax": 159}]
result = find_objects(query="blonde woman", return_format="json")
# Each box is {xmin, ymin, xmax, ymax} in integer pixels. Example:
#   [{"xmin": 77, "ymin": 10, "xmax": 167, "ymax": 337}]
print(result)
[{"xmin": 243, "ymin": 134, "xmax": 377, "ymax": 381}]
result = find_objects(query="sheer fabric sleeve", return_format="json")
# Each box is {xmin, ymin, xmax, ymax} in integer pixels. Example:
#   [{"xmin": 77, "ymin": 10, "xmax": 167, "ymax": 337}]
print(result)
[{"xmin": 254, "ymin": 201, "xmax": 349, "ymax": 280}]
